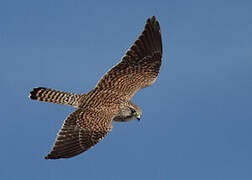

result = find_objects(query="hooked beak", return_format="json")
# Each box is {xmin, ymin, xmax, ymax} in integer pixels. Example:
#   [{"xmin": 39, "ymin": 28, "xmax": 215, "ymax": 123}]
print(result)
[{"xmin": 136, "ymin": 114, "xmax": 141, "ymax": 121}]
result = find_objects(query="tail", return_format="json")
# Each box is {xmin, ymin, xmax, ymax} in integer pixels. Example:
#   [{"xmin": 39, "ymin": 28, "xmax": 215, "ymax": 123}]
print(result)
[{"xmin": 29, "ymin": 87, "xmax": 82, "ymax": 108}]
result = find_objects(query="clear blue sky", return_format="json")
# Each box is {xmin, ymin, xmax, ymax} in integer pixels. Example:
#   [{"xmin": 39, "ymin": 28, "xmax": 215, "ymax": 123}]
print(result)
[{"xmin": 1, "ymin": 0, "xmax": 252, "ymax": 179}]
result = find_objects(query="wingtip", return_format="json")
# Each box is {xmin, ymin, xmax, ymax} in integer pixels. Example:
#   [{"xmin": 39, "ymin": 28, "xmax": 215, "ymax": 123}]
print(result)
[
  {"xmin": 147, "ymin": 16, "xmax": 158, "ymax": 23},
  {"xmin": 146, "ymin": 16, "xmax": 160, "ymax": 30},
  {"xmin": 151, "ymin": 15, "xmax": 156, "ymax": 21}
]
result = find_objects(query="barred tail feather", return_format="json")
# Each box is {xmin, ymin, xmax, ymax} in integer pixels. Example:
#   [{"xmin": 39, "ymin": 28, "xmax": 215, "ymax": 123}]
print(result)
[{"xmin": 29, "ymin": 87, "xmax": 82, "ymax": 108}]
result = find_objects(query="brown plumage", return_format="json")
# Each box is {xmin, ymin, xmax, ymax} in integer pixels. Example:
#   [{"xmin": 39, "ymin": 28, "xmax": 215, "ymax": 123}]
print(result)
[{"xmin": 29, "ymin": 16, "xmax": 162, "ymax": 159}]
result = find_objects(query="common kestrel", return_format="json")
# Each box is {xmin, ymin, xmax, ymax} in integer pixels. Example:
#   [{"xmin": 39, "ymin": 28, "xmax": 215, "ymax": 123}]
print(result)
[{"xmin": 30, "ymin": 16, "xmax": 162, "ymax": 159}]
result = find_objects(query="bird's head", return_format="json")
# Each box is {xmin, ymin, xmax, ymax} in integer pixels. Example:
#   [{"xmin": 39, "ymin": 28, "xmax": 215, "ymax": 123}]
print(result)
[
  {"xmin": 129, "ymin": 103, "xmax": 142, "ymax": 121},
  {"xmin": 113, "ymin": 102, "xmax": 142, "ymax": 122}
]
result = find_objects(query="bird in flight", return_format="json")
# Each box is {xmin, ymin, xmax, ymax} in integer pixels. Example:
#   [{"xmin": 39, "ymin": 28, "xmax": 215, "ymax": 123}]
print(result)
[{"xmin": 29, "ymin": 16, "xmax": 163, "ymax": 159}]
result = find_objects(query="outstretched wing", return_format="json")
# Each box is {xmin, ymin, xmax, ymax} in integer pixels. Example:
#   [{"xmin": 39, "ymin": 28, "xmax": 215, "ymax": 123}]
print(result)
[
  {"xmin": 96, "ymin": 16, "xmax": 162, "ymax": 100},
  {"xmin": 45, "ymin": 109, "xmax": 113, "ymax": 159}
]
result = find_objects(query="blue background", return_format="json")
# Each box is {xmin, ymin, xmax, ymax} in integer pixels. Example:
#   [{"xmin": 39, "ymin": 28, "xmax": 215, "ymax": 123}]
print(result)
[{"xmin": 1, "ymin": 0, "xmax": 252, "ymax": 179}]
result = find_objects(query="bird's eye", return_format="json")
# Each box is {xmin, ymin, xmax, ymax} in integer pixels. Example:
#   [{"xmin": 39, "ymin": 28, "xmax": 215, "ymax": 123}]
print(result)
[{"xmin": 130, "ymin": 108, "xmax": 136, "ymax": 114}]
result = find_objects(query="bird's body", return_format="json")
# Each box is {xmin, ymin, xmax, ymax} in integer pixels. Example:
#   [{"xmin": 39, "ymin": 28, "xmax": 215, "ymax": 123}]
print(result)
[{"xmin": 30, "ymin": 16, "xmax": 162, "ymax": 159}]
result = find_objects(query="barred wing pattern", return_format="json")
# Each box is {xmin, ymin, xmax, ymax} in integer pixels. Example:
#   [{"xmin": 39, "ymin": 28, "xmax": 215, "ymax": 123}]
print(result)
[
  {"xmin": 45, "ymin": 109, "xmax": 113, "ymax": 159},
  {"xmin": 96, "ymin": 16, "xmax": 162, "ymax": 100}
]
